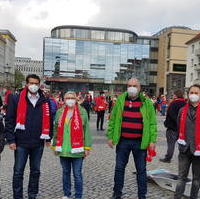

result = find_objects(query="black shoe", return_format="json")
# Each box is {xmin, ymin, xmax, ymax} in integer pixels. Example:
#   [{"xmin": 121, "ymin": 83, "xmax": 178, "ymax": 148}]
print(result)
[
  {"xmin": 159, "ymin": 158, "xmax": 171, "ymax": 163},
  {"xmin": 111, "ymin": 193, "xmax": 121, "ymax": 199},
  {"xmin": 111, "ymin": 196, "xmax": 121, "ymax": 199},
  {"xmin": 97, "ymin": 128, "xmax": 100, "ymax": 131},
  {"xmin": 100, "ymin": 128, "xmax": 105, "ymax": 131}
]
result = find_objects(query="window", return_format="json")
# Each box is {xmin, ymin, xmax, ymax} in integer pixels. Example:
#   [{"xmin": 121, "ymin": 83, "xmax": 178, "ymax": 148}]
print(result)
[
  {"xmin": 191, "ymin": 59, "xmax": 194, "ymax": 67},
  {"xmin": 198, "ymin": 71, "xmax": 200, "ymax": 79},
  {"xmin": 191, "ymin": 73, "xmax": 193, "ymax": 81},
  {"xmin": 172, "ymin": 81, "xmax": 177, "ymax": 87},
  {"xmin": 173, "ymin": 64, "xmax": 186, "ymax": 72},
  {"xmin": 91, "ymin": 31, "xmax": 104, "ymax": 40},
  {"xmin": 192, "ymin": 44, "xmax": 195, "ymax": 54},
  {"xmin": 107, "ymin": 31, "xmax": 115, "ymax": 41},
  {"xmin": 150, "ymin": 59, "xmax": 158, "ymax": 64}
]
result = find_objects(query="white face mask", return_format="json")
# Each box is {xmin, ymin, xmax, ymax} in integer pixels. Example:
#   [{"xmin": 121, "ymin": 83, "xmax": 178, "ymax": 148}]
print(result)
[
  {"xmin": 189, "ymin": 94, "xmax": 200, "ymax": 103},
  {"xmin": 65, "ymin": 99, "xmax": 76, "ymax": 107},
  {"xmin": 28, "ymin": 84, "xmax": 39, "ymax": 93},
  {"xmin": 127, "ymin": 86, "xmax": 138, "ymax": 97}
]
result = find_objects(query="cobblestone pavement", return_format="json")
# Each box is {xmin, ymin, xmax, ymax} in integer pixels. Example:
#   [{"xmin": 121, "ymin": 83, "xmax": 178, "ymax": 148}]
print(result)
[{"xmin": 0, "ymin": 113, "xmax": 195, "ymax": 199}]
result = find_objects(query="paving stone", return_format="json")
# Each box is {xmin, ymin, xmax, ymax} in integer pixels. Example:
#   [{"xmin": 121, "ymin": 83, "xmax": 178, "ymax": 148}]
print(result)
[{"xmin": 0, "ymin": 114, "xmax": 198, "ymax": 198}]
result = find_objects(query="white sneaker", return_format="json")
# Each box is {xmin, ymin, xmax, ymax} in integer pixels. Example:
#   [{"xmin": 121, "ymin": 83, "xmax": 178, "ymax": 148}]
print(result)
[{"xmin": 62, "ymin": 197, "xmax": 70, "ymax": 199}]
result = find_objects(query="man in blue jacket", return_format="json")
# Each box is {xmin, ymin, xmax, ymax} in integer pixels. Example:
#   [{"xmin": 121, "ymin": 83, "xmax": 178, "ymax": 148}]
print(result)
[{"xmin": 5, "ymin": 74, "xmax": 53, "ymax": 199}]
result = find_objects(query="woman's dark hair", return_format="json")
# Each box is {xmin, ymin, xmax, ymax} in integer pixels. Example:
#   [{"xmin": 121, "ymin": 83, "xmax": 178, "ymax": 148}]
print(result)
[
  {"xmin": 26, "ymin": 74, "xmax": 40, "ymax": 84},
  {"xmin": 188, "ymin": 84, "xmax": 200, "ymax": 93}
]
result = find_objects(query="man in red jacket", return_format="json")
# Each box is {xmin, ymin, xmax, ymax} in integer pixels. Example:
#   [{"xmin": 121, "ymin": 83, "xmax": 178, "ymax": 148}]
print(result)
[{"xmin": 95, "ymin": 92, "xmax": 107, "ymax": 131}]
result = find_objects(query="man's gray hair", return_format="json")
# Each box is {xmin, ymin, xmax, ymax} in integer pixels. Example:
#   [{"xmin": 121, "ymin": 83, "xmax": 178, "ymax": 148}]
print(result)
[{"xmin": 128, "ymin": 77, "xmax": 141, "ymax": 85}]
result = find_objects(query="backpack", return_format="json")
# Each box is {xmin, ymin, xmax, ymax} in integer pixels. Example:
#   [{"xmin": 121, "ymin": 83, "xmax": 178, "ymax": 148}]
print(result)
[{"xmin": 0, "ymin": 113, "xmax": 5, "ymax": 154}]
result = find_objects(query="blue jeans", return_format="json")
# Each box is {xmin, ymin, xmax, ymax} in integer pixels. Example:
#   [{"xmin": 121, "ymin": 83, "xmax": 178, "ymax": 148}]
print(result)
[
  {"xmin": 113, "ymin": 138, "xmax": 147, "ymax": 199},
  {"xmin": 60, "ymin": 157, "xmax": 83, "ymax": 199},
  {"xmin": 13, "ymin": 145, "xmax": 44, "ymax": 199}
]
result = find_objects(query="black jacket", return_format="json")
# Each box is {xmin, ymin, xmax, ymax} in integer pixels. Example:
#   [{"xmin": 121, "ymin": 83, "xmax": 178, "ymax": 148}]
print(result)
[
  {"xmin": 5, "ymin": 90, "xmax": 53, "ymax": 148},
  {"xmin": 164, "ymin": 98, "xmax": 186, "ymax": 131}
]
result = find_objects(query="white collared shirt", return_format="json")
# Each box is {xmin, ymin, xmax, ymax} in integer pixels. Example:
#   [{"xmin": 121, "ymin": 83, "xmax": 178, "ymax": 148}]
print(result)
[{"xmin": 27, "ymin": 92, "xmax": 40, "ymax": 107}]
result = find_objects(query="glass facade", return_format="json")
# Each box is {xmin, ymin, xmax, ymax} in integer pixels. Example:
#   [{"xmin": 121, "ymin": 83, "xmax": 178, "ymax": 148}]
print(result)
[
  {"xmin": 44, "ymin": 38, "xmax": 150, "ymax": 83},
  {"xmin": 44, "ymin": 26, "xmax": 157, "ymax": 94},
  {"xmin": 51, "ymin": 26, "xmax": 137, "ymax": 43}
]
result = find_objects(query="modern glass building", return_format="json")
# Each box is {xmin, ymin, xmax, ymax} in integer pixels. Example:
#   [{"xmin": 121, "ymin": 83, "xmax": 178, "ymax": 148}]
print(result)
[{"xmin": 43, "ymin": 25, "xmax": 158, "ymax": 95}]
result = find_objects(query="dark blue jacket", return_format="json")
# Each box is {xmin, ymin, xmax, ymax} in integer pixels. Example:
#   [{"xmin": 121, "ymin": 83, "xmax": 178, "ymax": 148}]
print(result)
[{"xmin": 5, "ymin": 90, "xmax": 53, "ymax": 148}]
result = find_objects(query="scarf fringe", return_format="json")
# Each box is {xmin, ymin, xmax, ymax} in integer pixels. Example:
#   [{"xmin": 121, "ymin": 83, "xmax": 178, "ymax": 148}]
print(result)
[
  {"xmin": 194, "ymin": 151, "xmax": 200, "ymax": 156},
  {"xmin": 40, "ymin": 134, "xmax": 50, "ymax": 140},
  {"xmin": 55, "ymin": 146, "xmax": 62, "ymax": 152},
  {"xmin": 71, "ymin": 147, "xmax": 84, "ymax": 154},
  {"xmin": 15, "ymin": 123, "xmax": 25, "ymax": 131},
  {"xmin": 177, "ymin": 139, "xmax": 186, "ymax": 145}
]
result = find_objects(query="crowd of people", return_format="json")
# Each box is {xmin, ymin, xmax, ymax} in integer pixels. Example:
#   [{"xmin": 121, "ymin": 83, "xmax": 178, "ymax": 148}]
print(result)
[{"xmin": 0, "ymin": 74, "xmax": 200, "ymax": 199}]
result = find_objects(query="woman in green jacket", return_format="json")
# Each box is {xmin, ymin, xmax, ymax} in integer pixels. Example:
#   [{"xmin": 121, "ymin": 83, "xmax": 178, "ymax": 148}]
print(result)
[{"xmin": 53, "ymin": 91, "xmax": 92, "ymax": 199}]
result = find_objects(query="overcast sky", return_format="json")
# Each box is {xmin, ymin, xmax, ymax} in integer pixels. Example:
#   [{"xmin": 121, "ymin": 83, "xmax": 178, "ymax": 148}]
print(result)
[{"xmin": 0, "ymin": 0, "xmax": 200, "ymax": 60}]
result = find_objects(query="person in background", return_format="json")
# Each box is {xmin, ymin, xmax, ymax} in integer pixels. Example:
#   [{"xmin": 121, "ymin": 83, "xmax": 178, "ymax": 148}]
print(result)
[
  {"xmin": 52, "ymin": 91, "xmax": 92, "ymax": 199},
  {"xmin": 2, "ymin": 87, "xmax": 12, "ymax": 113},
  {"xmin": 108, "ymin": 96, "xmax": 113, "ymax": 113},
  {"xmin": 174, "ymin": 84, "xmax": 200, "ymax": 199},
  {"xmin": 0, "ymin": 110, "xmax": 4, "ymax": 199},
  {"xmin": 81, "ymin": 95, "xmax": 91, "ymax": 120},
  {"xmin": 156, "ymin": 96, "xmax": 161, "ymax": 113},
  {"xmin": 0, "ymin": 95, "xmax": 2, "ymax": 108},
  {"xmin": 43, "ymin": 89, "xmax": 58, "ymax": 121},
  {"xmin": 160, "ymin": 95, "xmax": 167, "ymax": 116},
  {"xmin": 0, "ymin": 111, "xmax": 5, "ymax": 158},
  {"xmin": 95, "ymin": 92, "xmax": 107, "ymax": 131},
  {"xmin": 160, "ymin": 90, "xmax": 186, "ymax": 163},
  {"xmin": 107, "ymin": 97, "xmax": 117, "ymax": 120},
  {"xmin": 151, "ymin": 96, "xmax": 157, "ymax": 112},
  {"xmin": 5, "ymin": 74, "xmax": 53, "ymax": 199},
  {"xmin": 106, "ymin": 78, "xmax": 157, "ymax": 199},
  {"xmin": 56, "ymin": 91, "xmax": 65, "ymax": 109}
]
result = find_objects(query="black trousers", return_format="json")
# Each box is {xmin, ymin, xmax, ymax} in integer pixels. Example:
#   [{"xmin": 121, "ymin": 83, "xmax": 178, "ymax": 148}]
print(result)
[
  {"xmin": 164, "ymin": 128, "xmax": 179, "ymax": 160},
  {"xmin": 174, "ymin": 149, "xmax": 200, "ymax": 199},
  {"xmin": 96, "ymin": 110, "xmax": 105, "ymax": 130}
]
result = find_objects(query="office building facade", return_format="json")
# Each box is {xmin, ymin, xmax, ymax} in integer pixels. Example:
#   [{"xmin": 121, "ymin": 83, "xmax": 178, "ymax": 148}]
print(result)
[
  {"xmin": 0, "ymin": 30, "xmax": 16, "ymax": 87},
  {"xmin": 155, "ymin": 27, "xmax": 200, "ymax": 96},
  {"xmin": 43, "ymin": 25, "xmax": 158, "ymax": 95},
  {"xmin": 15, "ymin": 57, "xmax": 43, "ymax": 79}
]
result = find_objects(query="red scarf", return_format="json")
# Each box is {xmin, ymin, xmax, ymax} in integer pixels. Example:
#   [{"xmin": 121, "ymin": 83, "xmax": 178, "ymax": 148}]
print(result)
[
  {"xmin": 15, "ymin": 87, "xmax": 50, "ymax": 140},
  {"xmin": 178, "ymin": 103, "xmax": 200, "ymax": 156},
  {"xmin": 55, "ymin": 105, "xmax": 84, "ymax": 153}
]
